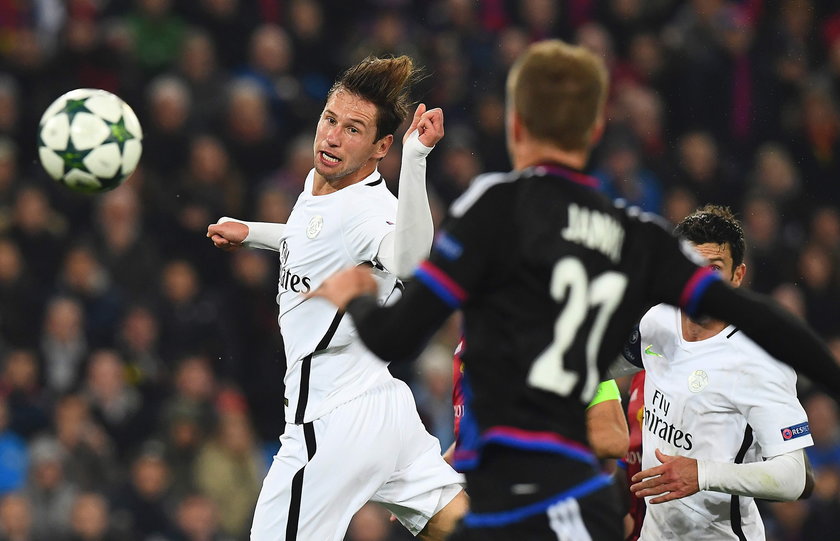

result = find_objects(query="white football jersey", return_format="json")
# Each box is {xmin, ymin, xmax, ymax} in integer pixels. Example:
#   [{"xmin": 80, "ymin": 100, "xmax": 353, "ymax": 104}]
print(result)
[
  {"xmin": 638, "ymin": 304, "xmax": 812, "ymax": 541},
  {"xmin": 278, "ymin": 169, "xmax": 399, "ymax": 424}
]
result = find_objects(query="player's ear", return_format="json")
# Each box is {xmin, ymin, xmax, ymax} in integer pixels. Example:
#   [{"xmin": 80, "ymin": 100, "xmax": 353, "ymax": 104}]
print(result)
[
  {"xmin": 732, "ymin": 263, "xmax": 746, "ymax": 287},
  {"xmin": 373, "ymin": 134, "xmax": 393, "ymax": 160}
]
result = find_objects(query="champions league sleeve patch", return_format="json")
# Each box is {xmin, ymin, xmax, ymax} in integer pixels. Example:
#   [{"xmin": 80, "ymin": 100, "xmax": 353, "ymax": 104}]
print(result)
[
  {"xmin": 781, "ymin": 422, "xmax": 810, "ymax": 441},
  {"xmin": 433, "ymin": 232, "xmax": 463, "ymax": 260}
]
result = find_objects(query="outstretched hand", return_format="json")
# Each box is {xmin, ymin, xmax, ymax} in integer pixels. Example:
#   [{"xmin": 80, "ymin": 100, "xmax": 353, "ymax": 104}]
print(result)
[
  {"xmin": 306, "ymin": 266, "xmax": 378, "ymax": 309},
  {"xmin": 206, "ymin": 220, "xmax": 249, "ymax": 251},
  {"xmin": 403, "ymin": 103, "xmax": 445, "ymax": 147},
  {"xmin": 630, "ymin": 448, "xmax": 700, "ymax": 504}
]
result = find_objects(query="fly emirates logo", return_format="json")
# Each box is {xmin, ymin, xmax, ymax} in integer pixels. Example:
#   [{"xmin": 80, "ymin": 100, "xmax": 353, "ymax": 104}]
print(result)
[
  {"xmin": 643, "ymin": 388, "xmax": 694, "ymax": 450},
  {"xmin": 278, "ymin": 240, "xmax": 312, "ymax": 294}
]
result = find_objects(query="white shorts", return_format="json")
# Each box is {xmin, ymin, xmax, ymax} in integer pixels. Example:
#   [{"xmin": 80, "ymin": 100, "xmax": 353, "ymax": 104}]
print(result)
[{"xmin": 251, "ymin": 377, "xmax": 465, "ymax": 541}]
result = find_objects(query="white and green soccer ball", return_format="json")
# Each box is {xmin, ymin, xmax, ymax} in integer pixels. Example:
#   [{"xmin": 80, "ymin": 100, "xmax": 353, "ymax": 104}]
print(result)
[{"xmin": 38, "ymin": 88, "xmax": 143, "ymax": 193}]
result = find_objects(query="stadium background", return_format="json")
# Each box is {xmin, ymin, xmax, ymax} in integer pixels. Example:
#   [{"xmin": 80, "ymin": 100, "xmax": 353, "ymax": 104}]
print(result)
[{"xmin": 0, "ymin": 0, "xmax": 840, "ymax": 539}]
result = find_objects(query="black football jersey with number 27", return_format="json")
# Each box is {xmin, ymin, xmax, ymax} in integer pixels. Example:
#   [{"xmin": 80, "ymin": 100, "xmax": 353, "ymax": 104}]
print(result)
[{"xmin": 423, "ymin": 164, "xmax": 717, "ymax": 464}]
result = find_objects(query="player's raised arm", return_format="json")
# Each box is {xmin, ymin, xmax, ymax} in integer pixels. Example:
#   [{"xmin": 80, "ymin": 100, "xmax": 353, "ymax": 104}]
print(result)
[
  {"xmin": 375, "ymin": 104, "xmax": 442, "ymax": 278},
  {"xmin": 586, "ymin": 380, "xmax": 629, "ymax": 460},
  {"xmin": 206, "ymin": 217, "xmax": 286, "ymax": 252}
]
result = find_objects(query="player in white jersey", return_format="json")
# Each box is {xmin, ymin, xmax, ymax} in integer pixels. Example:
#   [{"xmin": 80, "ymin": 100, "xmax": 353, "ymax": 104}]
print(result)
[
  {"xmin": 622, "ymin": 205, "xmax": 814, "ymax": 540},
  {"xmin": 206, "ymin": 56, "xmax": 467, "ymax": 541}
]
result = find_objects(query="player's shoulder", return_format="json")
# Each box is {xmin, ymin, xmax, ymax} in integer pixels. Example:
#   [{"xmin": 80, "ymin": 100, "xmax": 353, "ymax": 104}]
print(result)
[
  {"xmin": 640, "ymin": 303, "xmax": 678, "ymax": 333},
  {"xmin": 450, "ymin": 171, "xmax": 518, "ymax": 218},
  {"xmin": 727, "ymin": 330, "xmax": 798, "ymax": 379}
]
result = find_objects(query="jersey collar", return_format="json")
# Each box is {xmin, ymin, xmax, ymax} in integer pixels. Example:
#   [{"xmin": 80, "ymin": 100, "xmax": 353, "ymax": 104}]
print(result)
[{"xmin": 530, "ymin": 162, "xmax": 600, "ymax": 190}]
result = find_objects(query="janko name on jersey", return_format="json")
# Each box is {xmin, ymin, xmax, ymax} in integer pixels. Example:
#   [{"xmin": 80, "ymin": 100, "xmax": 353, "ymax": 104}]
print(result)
[{"xmin": 561, "ymin": 203, "xmax": 625, "ymax": 263}]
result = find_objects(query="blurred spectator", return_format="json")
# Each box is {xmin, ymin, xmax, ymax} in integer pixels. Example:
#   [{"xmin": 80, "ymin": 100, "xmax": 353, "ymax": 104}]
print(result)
[
  {"xmin": 125, "ymin": 0, "xmax": 186, "ymax": 77},
  {"xmin": 193, "ymin": 411, "xmax": 262, "ymax": 539},
  {"xmin": 7, "ymin": 187, "xmax": 66, "ymax": 290},
  {"xmin": 110, "ymin": 442, "xmax": 176, "ymax": 541},
  {"xmin": 594, "ymin": 131, "xmax": 662, "ymax": 213},
  {"xmin": 160, "ymin": 356, "xmax": 218, "ymax": 440},
  {"xmin": 171, "ymin": 493, "xmax": 233, "ymax": 541},
  {"xmin": 219, "ymin": 79, "xmax": 285, "ymax": 185},
  {"xmin": 410, "ymin": 344, "xmax": 455, "ymax": 450},
  {"xmin": 0, "ymin": 350, "xmax": 50, "ymax": 440},
  {"xmin": 45, "ymin": 394, "xmax": 117, "ymax": 492},
  {"xmin": 92, "ymin": 187, "xmax": 161, "ymax": 303},
  {"xmin": 0, "ymin": 493, "xmax": 41, "ymax": 541},
  {"xmin": 39, "ymin": 297, "xmax": 88, "ymax": 396},
  {"xmin": 157, "ymin": 260, "xmax": 229, "ymax": 371},
  {"xmin": 796, "ymin": 244, "xmax": 840, "ymax": 337},
  {"xmin": 0, "ymin": 238, "xmax": 43, "ymax": 349},
  {"xmin": 804, "ymin": 392, "xmax": 840, "ymax": 470},
  {"xmin": 55, "ymin": 245, "xmax": 124, "ymax": 350},
  {"xmin": 741, "ymin": 196, "xmax": 792, "ymax": 293},
  {"xmin": 83, "ymin": 350, "xmax": 152, "ymax": 460},
  {"xmin": 345, "ymin": 502, "xmax": 409, "ymax": 541},
  {"xmin": 172, "ymin": 29, "xmax": 228, "ymax": 122},
  {"xmin": 67, "ymin": 492, "xmax": 120, "ymax": 541},
  {"xmin": 23, "ymin": 438, "xmax": 77, "ymax": 540},
  {"xmin": 141, "ymin": 75, "xmax": 192, "ymax": 178},
  {"xmin": 177, "ymin": 135, "xmax": 245, "ymax": 225},
  {"xmin": 671, "ymin": 131, "xmax": 740, "ymax": 209},
  {"xmin": 116, "ymin": 305, "xmax": 165, "ymax": 386}
]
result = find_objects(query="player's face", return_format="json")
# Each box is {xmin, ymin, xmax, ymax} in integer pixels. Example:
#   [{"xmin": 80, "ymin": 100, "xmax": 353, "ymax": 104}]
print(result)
[
  {"xmin": 313, "ymin": 90, "xmax": 392, "ymax": 187},
  {"xmin": 693, "ymin": 242, "xmax": 745, "ymax": 287}
]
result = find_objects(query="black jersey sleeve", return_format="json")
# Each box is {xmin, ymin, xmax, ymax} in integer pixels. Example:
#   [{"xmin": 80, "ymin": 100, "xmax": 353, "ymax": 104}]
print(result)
[
  {"xmin": 413, "ymin": 173, "xmax": 515, "ymax": 309},
  {"xmin": 621, "ymin": 326, "xmax": 643, "ymax": 368},
  {"xmin": 697, "ymin": 281, "xmax": 840, "ymax": 402},
  {"xmin": 635, "ymin": 217, "xmax": 723, "ymax": 314}
]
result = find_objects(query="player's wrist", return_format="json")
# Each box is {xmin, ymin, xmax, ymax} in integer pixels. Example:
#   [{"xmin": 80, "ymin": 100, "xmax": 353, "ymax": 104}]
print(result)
[{"xmin": 403, "ymin": 130, "xmax": 434, "ymax": 159}]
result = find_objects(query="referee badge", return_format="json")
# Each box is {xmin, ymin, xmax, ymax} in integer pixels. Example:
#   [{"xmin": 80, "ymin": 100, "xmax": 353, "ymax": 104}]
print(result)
[
  {"xmin": 688, "ymin": 370, "xmax": 708, "ymax": 393},
  {"xmin": 307, "ymin": 215, "xmax": 324, "ymax": 239}
]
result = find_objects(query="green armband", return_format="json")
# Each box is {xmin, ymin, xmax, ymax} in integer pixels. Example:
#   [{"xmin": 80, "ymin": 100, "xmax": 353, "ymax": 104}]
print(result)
[{"xmin": 587, "ymin": 379, "xmax": 621, "ymax": 409}]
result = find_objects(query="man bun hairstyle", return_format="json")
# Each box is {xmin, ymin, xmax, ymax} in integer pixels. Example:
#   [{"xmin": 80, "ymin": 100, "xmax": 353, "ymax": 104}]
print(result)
[
  {"xmin": 675, "ymin": 204, "xmax": 746, "ymax": 269},
  {"xmin": 328, "ymin": 55, "xmax": 420, "ymax": 141}
]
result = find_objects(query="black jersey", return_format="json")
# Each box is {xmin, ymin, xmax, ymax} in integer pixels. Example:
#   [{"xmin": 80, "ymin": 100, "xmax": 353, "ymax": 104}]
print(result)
[{"xmin": 412, "ymin": 164, "xmax": 718, "ymax": 467}]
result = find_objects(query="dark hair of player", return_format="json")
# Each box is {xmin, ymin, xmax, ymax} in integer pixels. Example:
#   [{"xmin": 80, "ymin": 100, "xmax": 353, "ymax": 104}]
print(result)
[
  {"xmin": 506, "ymin": 40, "xmax": 608, "ymax": 151},
  {"xmin": 675, "ymin": 204, "xmax": 746, "ymax": 271},
  {"xmin": 328, "ymin": 55, "xmax": 420, "ymax": 142}
]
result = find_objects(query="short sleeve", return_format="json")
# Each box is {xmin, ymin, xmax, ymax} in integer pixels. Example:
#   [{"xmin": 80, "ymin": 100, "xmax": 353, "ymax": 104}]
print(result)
[
  {"xmin": 733, "ymin": 355, "xmax": 813, "ymax": 457},
  {"xmin": 415, "ymin": 175, "xmax": 512, "ymax": 309}
]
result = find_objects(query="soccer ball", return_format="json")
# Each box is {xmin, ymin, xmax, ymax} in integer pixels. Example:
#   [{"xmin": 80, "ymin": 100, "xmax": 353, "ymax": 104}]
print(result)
[{"xmin": 38, "ymin": 88, "xmax": 143, "ymax": 193}]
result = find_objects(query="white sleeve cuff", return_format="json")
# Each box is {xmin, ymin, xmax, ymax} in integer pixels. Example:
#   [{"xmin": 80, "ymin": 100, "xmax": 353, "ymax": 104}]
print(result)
[
  {"xmin": 697, "ymin": 449, "xmax": 806, "ymax": 501},
  {"xmin": 217, "ymin": 217, "xmax": 285, "ymax": 252}
]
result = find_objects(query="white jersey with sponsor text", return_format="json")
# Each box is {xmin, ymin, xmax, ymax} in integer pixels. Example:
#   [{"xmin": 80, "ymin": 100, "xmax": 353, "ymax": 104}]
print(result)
[
  {"xmin": 638, "ymin": 304, "xmax": 812, "ymax": 541},
  {"xmin": 278, "ymin": 168, "xmax": 398, "ymax": 424}
]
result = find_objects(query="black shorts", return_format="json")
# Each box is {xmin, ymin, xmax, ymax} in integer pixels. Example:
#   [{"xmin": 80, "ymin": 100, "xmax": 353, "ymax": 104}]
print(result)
[{"xmin": 449, "ymin": 446, "xmax": 623, "ymax": 541}]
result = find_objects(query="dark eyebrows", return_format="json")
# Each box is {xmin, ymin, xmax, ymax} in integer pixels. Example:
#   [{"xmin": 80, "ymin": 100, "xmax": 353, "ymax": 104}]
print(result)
[{"xmin": 323, "ymin": 108, "xmax": 369, "ymax": 129}]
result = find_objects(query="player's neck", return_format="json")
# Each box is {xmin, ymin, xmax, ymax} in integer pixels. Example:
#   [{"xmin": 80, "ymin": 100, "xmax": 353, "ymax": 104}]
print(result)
[
  {"xmin": 312, "ymin": 163, "xmax": 377, "ymax": 195},
  {"xmin": 512, "ymin": 139, "xmax": 588, "ymax": 172},
  {"xmin": 680, "ymin": 311, "xmax": 728, "ymax": 342}
]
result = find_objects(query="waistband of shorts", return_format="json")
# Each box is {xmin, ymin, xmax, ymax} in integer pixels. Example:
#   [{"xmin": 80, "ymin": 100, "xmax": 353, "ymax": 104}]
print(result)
[{"xmin": 462, "ymin": 473, "xmax": 614, "ymax": 529}]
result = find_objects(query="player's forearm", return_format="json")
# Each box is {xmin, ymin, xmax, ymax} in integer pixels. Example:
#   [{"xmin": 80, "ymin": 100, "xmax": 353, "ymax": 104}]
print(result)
[
  {"xmin": 697, "ymin": 449, "xmax": 807, "ymax": 501},
  {"xmin": 346, "ymin": 280, "xmax": 453, "ymax": 362},
  {"xmin": 379, "ymin": 131, "xmax": 434, "ymax": 278},
  {"xmin": 586, "ymin": 381, "xmax": 629, "ymax": 459},
  {"xmin": 698, "ymin": 282, "xmax": 840, "ymax": 400},
  {"xmin": 218, "ymin": 217, "xmax": 286, "ymax": 251}
]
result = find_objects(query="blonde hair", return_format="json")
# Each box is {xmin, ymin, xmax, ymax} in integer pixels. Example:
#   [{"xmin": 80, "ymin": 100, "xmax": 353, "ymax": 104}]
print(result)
[
  {"xmin": 328, "ymin": 55, "xmax": 420, "ymax": 141},
  {"xmin": 506, "ymin": 40, "xmax": 608, "ymax": 151}
]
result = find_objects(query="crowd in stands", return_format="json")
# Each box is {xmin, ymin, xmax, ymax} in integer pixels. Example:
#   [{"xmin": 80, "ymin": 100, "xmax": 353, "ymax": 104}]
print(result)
[{"xmin": 0, "ymin": 0, "xmax": 839, "ymax": 539}]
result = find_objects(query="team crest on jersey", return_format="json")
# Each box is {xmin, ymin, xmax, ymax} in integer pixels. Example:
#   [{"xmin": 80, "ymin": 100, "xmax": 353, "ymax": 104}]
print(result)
[
  {"xmin": 307, "ymin": 215, "xmax": 324, "ymax": 239},
  {"xmin": 688, "ymin": 370, "xmax": 708, "ymax": 393}
]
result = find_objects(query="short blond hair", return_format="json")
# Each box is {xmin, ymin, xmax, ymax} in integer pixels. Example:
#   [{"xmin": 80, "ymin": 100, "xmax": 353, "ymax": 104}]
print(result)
[{"xmin": 507, "ymin": 40, "xmax": 608, "ymax": 152}]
